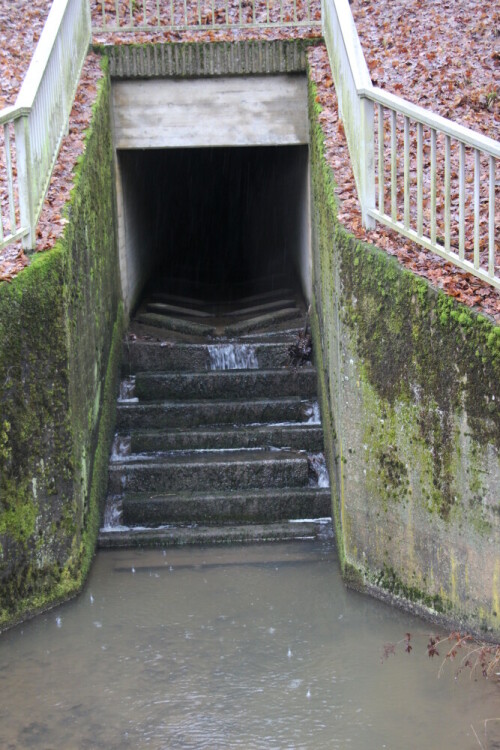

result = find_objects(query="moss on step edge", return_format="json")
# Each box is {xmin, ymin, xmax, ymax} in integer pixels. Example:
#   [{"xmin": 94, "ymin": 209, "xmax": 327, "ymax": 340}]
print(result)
[
  {"xmin": 0, "ymin": 59, "xmax": 122, "ymax": 629},
  {"xmin": 307, "ymin": 70, "xmax": 500, "ymax": 636}
]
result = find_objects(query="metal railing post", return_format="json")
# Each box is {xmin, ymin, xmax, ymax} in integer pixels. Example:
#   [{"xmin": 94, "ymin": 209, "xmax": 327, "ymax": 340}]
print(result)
[
  {"xmin": 14, "ymin": 115, "xmax": 35, "ymax": 251},
  {"xmin": 360, "ymin": 96, "xmax": 375, "ymax": 229}
]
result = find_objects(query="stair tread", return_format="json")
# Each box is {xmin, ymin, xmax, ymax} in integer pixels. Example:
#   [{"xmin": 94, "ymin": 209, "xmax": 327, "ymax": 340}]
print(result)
[
  {"xmin": 133, "ymin": 369, "xmax": 317, "ymax": 400},
  {"xmin": 124, "ymin": 486, "xmax": 331, "ymax": 500},
  {"xmin": 98, "ymin": 520, "xmax": 333, "ymax": 548},
  {"xmin": 122, "ymin": 339, "xmax": 300, "ymax": 373},
  {"xmin": 134, "ymin": 367, "xmax": 314, "ymax": 377},
  {"xmin": 124, "ymin": 338, "xmax": 298, "ymax": 348},
  {"xmin": 224, "ymin": 308, "xmax": 303, "ymax": 336},
  {"xmin": 124, "ymin": 423, "xmax": 322, "ymax": 436},
  {"xmin": 123, "ymin": 423, "xmax": 323, "ymax": 454},
  {"xmin": 110, "ymin": 448, "xmax": 308, "ymax": 467},
  {"xmin": 118, "ymin": 395, "xmax": 311, "ymax": 407}
]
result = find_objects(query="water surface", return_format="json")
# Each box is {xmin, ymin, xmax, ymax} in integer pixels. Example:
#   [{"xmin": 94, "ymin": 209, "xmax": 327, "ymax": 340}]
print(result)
[{"xmin": 0, "ymin": 541, "xmax": 498, "ymax": 749}]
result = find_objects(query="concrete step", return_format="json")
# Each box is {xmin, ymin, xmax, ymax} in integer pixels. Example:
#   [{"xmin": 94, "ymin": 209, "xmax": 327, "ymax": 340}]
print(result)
[
  {"xmin": 134, "ymin": 368, "xmax": 317, "ymax": 401},
  {"xmin": 225, "ymin": 299, "xmax": 297, "ymax": 317},
  {"xmin": 239, "ymin": 323, "xmax": 306, "ymax": 339},
  {"xmin": 224, "ymin": 308, "xmax": 303, "ymax": 336},
  {"xmin": 145, "ymin": 299, "xmax": 298, "ymax": 320},
  {"xmin": 146, "ymin": 302, "xmax": 215, "ymax": 318},
  {"xmin": 116, "ymin": 397, "xmax": 315, "ymax": 430},
  {"xmin": 98, "ymin": 520, "xmax": 332, "ymax": 548},
  {"xmin": 146, "ymin": 288, "xmax": 296, "ymax": 316},
  {"xmin": 122, "ymin": 487, "xmax": 332, "ymax": 526},
  {"xmin": 127, "ymin": 424, "xmax": 324, "ymax": 453},
  {"xmin": 108, "ymin": 450, "xmax": 309, "ymax": 494},
  {"xmin": 122, "ymin": 340, "xmax": 295, "ymax": 374},
  {"xmin": 135, "ymin": 312, "xmax": 216, "ymax": 337}
]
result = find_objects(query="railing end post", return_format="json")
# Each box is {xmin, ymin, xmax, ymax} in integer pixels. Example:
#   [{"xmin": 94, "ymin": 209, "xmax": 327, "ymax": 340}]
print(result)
[
  {"xmin": 361, "ymin": 209, "xmax": 376, "ymax": 230},
  {"xmin": 360, "ymin": 96, "xmax": 375, "ymax": 231},
  {"xmin": 14, "ymin": 114, "xmax": 36, "ymax": 251}
]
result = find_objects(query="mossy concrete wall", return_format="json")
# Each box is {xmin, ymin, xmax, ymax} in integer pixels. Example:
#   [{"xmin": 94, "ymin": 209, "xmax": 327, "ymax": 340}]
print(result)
[
  {"xmin": 0, "ymin": 62, "xmax": 122, "ymax": 629},
  {"xmin": 308, "ymin": 76, "xmax": 500, "ymax": 637}
]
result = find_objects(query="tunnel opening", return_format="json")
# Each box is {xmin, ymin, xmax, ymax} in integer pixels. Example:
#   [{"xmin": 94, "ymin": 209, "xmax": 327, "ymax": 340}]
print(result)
[{"xmin": 117, "ymin": 144, "xmax": 311, "ymax": 314}]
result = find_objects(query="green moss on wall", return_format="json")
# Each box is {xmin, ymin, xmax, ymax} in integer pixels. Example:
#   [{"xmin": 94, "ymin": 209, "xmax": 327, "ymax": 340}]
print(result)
[
  {"xmin": 93, "ymin": 38, "xmax": 320, "ymax": 79},
  {"xmin": 0, "ymin": 60, "xmax": 122, "ymax": 629},
  {"xmin": 307, "ymin": 70, "xmax": 500, "ymax": 636}
]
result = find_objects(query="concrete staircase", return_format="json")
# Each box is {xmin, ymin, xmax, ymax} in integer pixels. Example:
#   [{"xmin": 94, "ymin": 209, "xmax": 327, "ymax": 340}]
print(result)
[{"xmin": 99, "ymin": 288, "xmax": 331, "ymax": 547}]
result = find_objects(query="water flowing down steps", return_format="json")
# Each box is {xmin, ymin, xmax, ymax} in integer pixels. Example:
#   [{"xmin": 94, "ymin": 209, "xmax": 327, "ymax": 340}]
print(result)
[{"xmin": 99, "ymin": 288, "xmax": 332, "ymax": 547}]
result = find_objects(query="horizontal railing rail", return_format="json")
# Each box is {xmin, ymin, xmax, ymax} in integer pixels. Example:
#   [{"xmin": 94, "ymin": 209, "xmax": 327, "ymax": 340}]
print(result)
[
  {"xmin": 361, "ymin": 87, "xmax": 499, "ymax": 289},
  {"xmin": 322, "ymin": 0, "xmax": 499, "ymax": 290},
  {"xmin": 0, "ymin": 0, "xmax": 91, "ymax": 251},
  {"xmin": 90, "ymin": 0, "xmax": 322, "ymax": 31}
]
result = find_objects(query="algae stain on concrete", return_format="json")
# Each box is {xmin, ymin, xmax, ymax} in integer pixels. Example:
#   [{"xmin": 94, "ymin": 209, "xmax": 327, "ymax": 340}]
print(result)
[
  {"xmin": 0, "ymin": 62, "xmax": 122, "ymax": 630},
  {"xmin": 307, "ymin": 70, "xmax": 500, "ymax": 636}
]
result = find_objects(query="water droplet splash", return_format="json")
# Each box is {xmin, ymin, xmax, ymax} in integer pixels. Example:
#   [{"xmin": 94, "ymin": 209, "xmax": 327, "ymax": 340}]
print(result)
[
  {"xmin": 305, "ymin": 402, "xmax": 321, "ymax": 424},
  {"xmin": 207, "ymin": 344, "xmax": 258, "ymax": 370},
  {"xmin": 110, "ymin": 434, "xmax": 131, "ymax": 461},
  {"xmin": 118, "ymin": 377, "xmax": 138, "ymax": 403},
  {"xmin": 101, "ymin": 495, "xmax": 125, "ymax": 531},
  {"xmin": 308, "ymin": 453, "xmax": 330, "ymax": 488}
]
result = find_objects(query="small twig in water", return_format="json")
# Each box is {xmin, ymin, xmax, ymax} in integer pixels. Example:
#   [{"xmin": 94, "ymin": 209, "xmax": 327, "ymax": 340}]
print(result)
[{"xmin": 471, "ymin": 723, "xmax": 485, "ymax": 749}]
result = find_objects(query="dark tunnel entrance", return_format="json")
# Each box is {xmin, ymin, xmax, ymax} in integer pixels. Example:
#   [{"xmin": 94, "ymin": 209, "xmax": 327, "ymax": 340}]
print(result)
[{"xmin": 117, "ymin": 145, "xmax": 311, "ymax": 313}]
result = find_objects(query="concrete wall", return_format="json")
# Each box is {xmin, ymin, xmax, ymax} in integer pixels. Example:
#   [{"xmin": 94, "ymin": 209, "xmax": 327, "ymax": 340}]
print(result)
[
  {"xmin": 112, "ymin": 76, "xmax": 309, "ymax": 149},
  {"xmin": 101, "ymin": 39, "xmax": 311, "ymax": 79},
  {"xmin": 308, "ymin": 77, "xmax": 500, "ymax": 638},
  {"xmin": 0, "ymin": 65, "xmax": 122, "ymax": 629}
]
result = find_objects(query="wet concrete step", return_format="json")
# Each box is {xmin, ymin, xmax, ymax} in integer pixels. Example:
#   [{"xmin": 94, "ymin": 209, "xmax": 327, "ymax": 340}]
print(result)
[
  {"xmin": 146, "ymin": 298, "xmax": 298, "ymax": 320},
  {"xmin": 238, "ymin": 328, "xmax": 303, "ymax": 341},
  {"xmin": 98, "ymin": 520, "xmax": 331, "ymax": 548},
  {"xmin": 127, "ymin": 423, "xmax": 324, "ymax": 453},
  {"xmin": 135, "ymin": 313, "xmax": 217, "ymax": 337},
  {"xmin": 224, "ymin": 308, "xmax": 303, "ymax": 336},
  {"xmin": 108, "ymin": 450, "xmax": 309, "ymax": 494},
  {"xmin": 123, "ymin": 341, "xmax": 295, "ymax": 374},
  {"xmin": 136, "ymin": 308, "xmax": 303, "ymax": 337},
  {"xmin": 149, "ymin": 288, "xmax": 295, "ymax": 314},
  {"xmin": 134, "ymin": 368, "xmax": 317, "ymax": 401},
  {"xmin": 225, "ymin": 299, "xmax": 297, "ymax": 317},
  {"xmin": 122, "ymin": 487, "xmax": 332, "ymax": 526},
  {"xmin": 116, "ymin": 397, "xmax": 315, "ymax": 430},
  {"xmin": 146, "ymin": 302, "xmax": 215, "ymax": 318}
]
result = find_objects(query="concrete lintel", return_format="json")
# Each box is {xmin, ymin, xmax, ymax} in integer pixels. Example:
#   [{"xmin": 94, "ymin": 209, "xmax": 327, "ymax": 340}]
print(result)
[{"xmin": 112, "ymin": 75, "xmax": 309, "ymax": 149}]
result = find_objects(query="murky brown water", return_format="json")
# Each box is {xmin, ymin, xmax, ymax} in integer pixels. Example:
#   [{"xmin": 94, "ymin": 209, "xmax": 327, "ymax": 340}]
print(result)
[{"xmin": 0, "ymin": 540, "xmax": 498, "ymax": 749}]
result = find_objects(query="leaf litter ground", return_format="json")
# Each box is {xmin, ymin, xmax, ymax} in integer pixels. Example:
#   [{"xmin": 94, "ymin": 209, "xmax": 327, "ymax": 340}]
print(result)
[{"xmin": 0, "ymin": 0, "xmax": 498, "ymax": 321}]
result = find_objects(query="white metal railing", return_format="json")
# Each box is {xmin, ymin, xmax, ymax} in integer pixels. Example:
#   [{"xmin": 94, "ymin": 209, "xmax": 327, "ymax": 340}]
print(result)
[
  {"xmin": 0, "ymin": 0, "xmax": 91, "ymax": 251},
  {"xmin": 322, "ymin": 0, "xmax": 499, "ymax": 290},
  {"xmin": 90, "ymin": 0, "xmax": 321, "ymax": 31}
]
